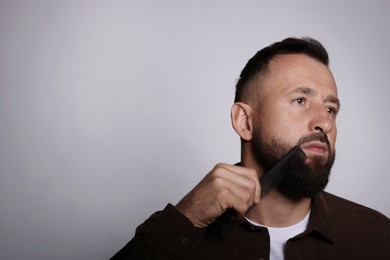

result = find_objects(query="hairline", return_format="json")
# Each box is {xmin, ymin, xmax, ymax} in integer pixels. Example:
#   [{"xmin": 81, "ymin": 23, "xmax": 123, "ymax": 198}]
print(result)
[
  {"xmin": 240, "ymin": 53, "xmax": 330, "ymax": 107},
  {"xmin": 234, "ymin": 37, "xmax": 330, "ymax": 104}
]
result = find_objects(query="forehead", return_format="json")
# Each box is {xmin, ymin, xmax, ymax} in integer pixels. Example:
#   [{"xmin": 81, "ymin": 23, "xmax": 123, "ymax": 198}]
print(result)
[{"xmin": 259, "ymin": 53, "xmax": 338, "ymax": 96}]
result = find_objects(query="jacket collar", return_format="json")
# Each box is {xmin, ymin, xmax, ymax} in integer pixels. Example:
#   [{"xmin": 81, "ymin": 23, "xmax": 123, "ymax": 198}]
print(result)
[
  {"xmin": 305, "ymin": 191, "xmax": 334, "ymax": 243},
  {"xmin": 214, "ymin": 191, "xmax": 334, "ymax": 243}
]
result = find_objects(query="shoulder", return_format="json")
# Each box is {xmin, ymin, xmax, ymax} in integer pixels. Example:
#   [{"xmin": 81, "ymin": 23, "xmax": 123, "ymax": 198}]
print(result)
[{"xmin": 317, "ymin": 191, "xmax": 390, "ymax": 227}]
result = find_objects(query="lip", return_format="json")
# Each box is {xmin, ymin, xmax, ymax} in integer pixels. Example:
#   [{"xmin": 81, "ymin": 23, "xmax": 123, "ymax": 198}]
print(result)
[{"xmin": 301, "ymin": 142, "xmax": 328, "ymax": 155}]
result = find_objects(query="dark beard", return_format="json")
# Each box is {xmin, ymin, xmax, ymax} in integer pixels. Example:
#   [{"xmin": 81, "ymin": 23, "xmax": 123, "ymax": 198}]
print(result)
[{"xmin": 252, "ymin": 127, "xmax": 335, "ymax": 200}]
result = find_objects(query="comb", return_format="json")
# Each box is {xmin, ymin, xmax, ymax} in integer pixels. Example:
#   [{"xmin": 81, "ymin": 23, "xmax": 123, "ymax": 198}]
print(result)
[{"xmin": 260, "ymin": 145, "xmax": 307, "ymax": 199}]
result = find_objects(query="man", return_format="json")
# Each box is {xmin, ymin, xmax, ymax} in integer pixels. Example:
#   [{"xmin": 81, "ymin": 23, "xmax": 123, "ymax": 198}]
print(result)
[{"xmin": 111, "ymin": 37, "xmax": 390, "ymax": 259}]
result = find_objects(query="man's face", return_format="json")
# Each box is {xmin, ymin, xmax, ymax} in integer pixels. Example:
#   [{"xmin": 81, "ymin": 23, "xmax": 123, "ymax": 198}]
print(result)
[{"xmin": 251, "ymin": 54, "xmax": 339, "ymax": 199}]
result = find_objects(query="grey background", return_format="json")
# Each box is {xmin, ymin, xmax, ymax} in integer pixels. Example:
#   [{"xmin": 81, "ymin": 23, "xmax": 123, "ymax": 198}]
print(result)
[{"xmin": 1, "ymin": 1, "xmax": 389, "ymax": 259}]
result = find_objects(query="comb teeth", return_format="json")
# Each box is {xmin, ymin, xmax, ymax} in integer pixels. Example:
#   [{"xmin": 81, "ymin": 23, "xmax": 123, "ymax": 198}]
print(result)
[{"xmin": 260, "ymin": 146, "xmax": 307, "ymax": 199}]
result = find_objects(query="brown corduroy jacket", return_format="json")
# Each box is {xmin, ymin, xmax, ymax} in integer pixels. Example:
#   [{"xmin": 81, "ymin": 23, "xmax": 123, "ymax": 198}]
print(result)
[{"xmin": 111, "ymin": 191, "xmax": 390, "ymax": 260}]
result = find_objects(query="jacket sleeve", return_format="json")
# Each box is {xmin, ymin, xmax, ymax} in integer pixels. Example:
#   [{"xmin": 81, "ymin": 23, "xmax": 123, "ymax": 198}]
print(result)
[{"xmin": 110, "ymin": 204, "xmax": 206, "ymax": 260}]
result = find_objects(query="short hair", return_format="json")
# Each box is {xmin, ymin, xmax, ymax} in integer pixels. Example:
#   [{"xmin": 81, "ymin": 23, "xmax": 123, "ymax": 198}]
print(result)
[{"xmin": 234, "ymin": 37, "xmax": 329, "ymax": 103}]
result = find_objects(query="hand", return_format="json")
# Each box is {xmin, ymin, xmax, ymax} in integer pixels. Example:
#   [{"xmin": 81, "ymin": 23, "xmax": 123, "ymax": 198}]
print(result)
[{"xmin": 175, "ymin": 163, "xmax": 261, "ymax": 228}]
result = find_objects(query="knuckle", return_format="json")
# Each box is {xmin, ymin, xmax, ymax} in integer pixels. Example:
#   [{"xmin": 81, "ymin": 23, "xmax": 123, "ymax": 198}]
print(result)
[
  {"xmin": 211, "ymin": 175, "xmax": 225, "ymax": 189},
  {"xmin": 212, "ymin": 164, "xmax": 226, "ymax": 177},
  {"xmin": 216, "ymin": 191, "xmax": 230, "ymax": 210},
  {"xmin": 214, "ymin": 163, "xmax": 226, "ymax": 171},
  {"xmin": 216, "ymin": 186, "xmax": 230, "ymax": 199}
]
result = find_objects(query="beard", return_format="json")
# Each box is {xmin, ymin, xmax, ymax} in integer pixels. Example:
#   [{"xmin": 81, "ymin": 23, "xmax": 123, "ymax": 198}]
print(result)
[{"xmin": 252, "ymin": 126, "xmax": 336, "ymax": 200}]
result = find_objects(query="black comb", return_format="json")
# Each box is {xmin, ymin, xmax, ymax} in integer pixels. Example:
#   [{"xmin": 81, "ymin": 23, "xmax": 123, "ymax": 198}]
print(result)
[{"xmin": 260, "ymin": 145, "xmax": 307, "ymax": 199}]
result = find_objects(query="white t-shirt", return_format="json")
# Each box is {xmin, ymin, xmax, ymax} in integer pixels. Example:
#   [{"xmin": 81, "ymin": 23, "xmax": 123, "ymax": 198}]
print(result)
[{"xmin": 245, "ymin": 211, "xmax": 310, "ymax": 260}]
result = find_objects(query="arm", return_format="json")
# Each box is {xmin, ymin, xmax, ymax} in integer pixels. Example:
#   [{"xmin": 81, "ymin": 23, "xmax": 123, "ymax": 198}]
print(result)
[
  {"xmin": 110, "ymin": 204, "xmax": 205, "ymax": 260},
  {"xmin": 110, "ymin": 163, "xmax": 260, "ymax": 259}
]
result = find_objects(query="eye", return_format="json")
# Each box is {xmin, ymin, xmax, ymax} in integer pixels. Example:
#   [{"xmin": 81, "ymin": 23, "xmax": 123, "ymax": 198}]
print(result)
[
  {"xmin": 294, "ymin": 97, "xmax": 306, "ymax": 105},
  {"xmin": 327, "ymin": 106, "xmax": 338, "ymax": 116}
]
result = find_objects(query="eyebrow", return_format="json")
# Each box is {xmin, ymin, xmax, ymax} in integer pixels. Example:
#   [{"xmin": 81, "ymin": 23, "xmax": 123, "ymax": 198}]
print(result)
[
  {"xmin": 290, "ymin": 86, "xmax": 316, "ymax": 96},
  {"xmin": 289, "ymin": 86, "xmax": 341, "ymax": 109},
  {"xmin": 326, "ymin": 95, "xmax": 341, "ymax": 110}
]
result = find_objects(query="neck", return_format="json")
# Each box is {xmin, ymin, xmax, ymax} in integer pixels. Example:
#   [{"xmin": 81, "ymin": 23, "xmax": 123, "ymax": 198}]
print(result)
[{"xmin": 245, "ymin": 191, "xmax": 311, "ymax": 227}]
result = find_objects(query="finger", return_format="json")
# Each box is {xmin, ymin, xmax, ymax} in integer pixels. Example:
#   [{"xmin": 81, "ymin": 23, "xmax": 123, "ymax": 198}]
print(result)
[
  {"xmin": 213, "ymin": 168, "xmax": 257, "ymax": 196},
  {"xmin": 213, "ymin": 175, "xmax": 258, "ymax": 213},
  {"xmin": 220, "ymin": 184, "xmax": 255, "ymax": 215},
  {"xmin": 215, "ymin": 163, "xmax": 261, "ymax": 204},
  {"xmin": 215, "ymin": 163, "xmax": 257, "ymax": 177}
]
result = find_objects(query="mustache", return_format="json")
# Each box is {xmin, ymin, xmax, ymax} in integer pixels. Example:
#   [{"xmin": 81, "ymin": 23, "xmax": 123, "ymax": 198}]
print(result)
[{"xmin": 297, "ymin": 133, "xmax": 330, "ymax": 147}]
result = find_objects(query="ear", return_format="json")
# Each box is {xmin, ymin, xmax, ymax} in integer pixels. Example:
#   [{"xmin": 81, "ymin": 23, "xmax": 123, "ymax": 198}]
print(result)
[{"xmin": 231, "ymin": 102, "xmax": 253, "ymax": 141}]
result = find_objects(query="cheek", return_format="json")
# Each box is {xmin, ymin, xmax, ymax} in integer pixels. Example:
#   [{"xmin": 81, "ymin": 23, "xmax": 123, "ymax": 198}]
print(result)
[{"xmin": 259, "ymin": 115, "xmax": 303, "ymax": 145}]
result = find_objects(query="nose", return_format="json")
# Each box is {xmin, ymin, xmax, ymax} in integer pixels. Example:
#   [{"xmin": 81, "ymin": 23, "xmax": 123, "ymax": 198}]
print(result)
[{"xmin": 309, "ymin": 106, "xmax": 334, "ymax": 134}]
